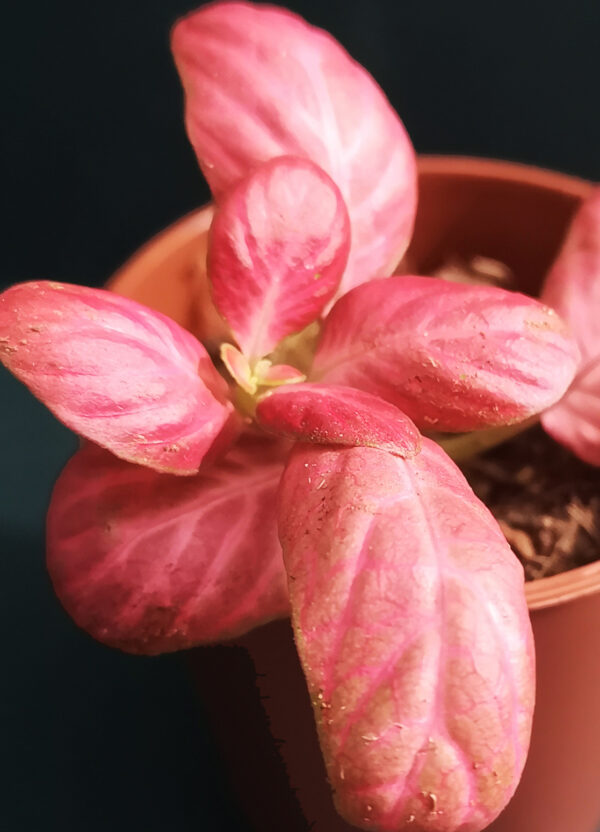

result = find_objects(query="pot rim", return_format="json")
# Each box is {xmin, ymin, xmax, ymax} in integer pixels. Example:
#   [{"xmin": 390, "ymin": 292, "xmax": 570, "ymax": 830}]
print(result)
[
  {"xmin": 110, "ymin": 155, "xmax": 600, "ymax": 612},
  {"xmin": 416, "ymin": 154, "xmax": 594, "ymax": 199}
]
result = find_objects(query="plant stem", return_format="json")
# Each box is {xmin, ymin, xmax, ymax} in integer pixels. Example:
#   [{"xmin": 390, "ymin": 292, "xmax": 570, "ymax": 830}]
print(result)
[{"xmin": 432, "ymin": 416, "xmax": 540, "ymax": 462}]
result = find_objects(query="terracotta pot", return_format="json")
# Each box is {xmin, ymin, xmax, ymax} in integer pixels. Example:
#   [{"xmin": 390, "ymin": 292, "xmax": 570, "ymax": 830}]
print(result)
[{"xmin": 110, "ymin": 157, "xmax": 600, "ymax": 832}]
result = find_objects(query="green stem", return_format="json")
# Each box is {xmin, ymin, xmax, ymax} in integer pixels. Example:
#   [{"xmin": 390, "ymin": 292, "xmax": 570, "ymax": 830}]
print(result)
[
  {"xmin": 233, "ymin": 386, "xmax": 258, "ymax": 420},
  {"xmin": 432, "ymin": 415, "xmax": 540, "ymax": 462}
]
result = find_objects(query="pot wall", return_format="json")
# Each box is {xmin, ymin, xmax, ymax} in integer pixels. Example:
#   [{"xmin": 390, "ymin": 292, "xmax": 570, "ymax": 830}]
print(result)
[{"xmin": 111, "ymin": 157, "xmax": 600, "ymax": 832}]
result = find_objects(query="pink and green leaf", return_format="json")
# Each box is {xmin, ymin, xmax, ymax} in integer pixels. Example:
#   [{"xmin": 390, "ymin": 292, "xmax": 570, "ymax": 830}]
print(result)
[
  {"xmin": 256, "ymin": 383, "xmax": 421, "ymax": 457},
  {"xmin": 47, "ymin": 434, "xmax": 290, "ymax": 654},
  {"xmin": 279, "ymin": 440, "xmax": 535, "ymax": 832},
  {"xmin": 172, "ymin": 1, "xmax": 417, "ymax": 299},
  {"xmin": 311, "ymin": 275, "xmax": 581, "ymax": 432},
  {"xmin": 540, "ymin": 187, "xmax": 600, "ymax": 464},
  {"xmin": 255, "ymin": 361, "xmax": 306, "ymax": 387},
  {"xmin": 220, "ymin": 342, "xmax": 255, "ymax": 394},
  {"xmin": 0, "ymin": 282, "xmax": 236, "ymax": 474},
  {"xmin": 208, "ymin": 156, "xmax": 350, "ymax": 359}
]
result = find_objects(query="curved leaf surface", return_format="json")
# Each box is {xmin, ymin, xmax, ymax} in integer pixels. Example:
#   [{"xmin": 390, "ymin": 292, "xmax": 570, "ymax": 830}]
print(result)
[
  {"xmin": 312, "ymin": 275, "xmax": 580, "ymax": 431},
  {"xmin": 172, "ymin": 1, "xmax": 417, "ymax": 298},
  {"xmin": 0, "ymin": 282, "xmax": 235, "ymax": 474},
  {"xmin": 542, "ymin": 357, "xmax": 600, "ymax": 465},
  {"xmin": 47, "ymin": 435, "xmax": 290, "ymax": 654},
  {"xmin": 279, "ymin": 440, "xmax": 535, "ymax": 831},
  {"xmin": 541, "ymin": 187, "xmax": 600, "ymax": 464},
  {"xmin": 256, "ymin": 383, "xmax": 421, "ymax": 457},
  {"xmin": 209, "ymin": 156, "xmax": 350, "ymax": 359}
]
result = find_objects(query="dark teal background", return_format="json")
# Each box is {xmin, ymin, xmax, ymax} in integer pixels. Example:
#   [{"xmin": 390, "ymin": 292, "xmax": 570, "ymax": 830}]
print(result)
[{"xmin": 1, "ymin": 1, "xmax": 599, "ymax": 830}]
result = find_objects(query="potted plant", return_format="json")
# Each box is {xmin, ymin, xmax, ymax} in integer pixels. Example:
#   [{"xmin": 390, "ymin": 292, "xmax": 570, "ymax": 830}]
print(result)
[
  {"xmin": 1, "ymin": 3, "xmax": 599, "ymax": 831},
  {"xmin": 108, "ymin": 155, "xmax": 600, "ymax": 832}
]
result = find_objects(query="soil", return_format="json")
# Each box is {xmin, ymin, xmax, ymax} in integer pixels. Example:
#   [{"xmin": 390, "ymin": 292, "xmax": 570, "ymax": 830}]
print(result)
[{"xmin": 460, "ymin": 425, "xmax": 600, "ymax": 581}]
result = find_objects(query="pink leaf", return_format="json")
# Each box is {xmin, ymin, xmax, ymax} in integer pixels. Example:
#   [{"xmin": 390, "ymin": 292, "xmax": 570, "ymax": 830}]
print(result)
[
  {"xmin": 279, "ymin": 440, "xmax": 535, "ymax": 832},
  {"xmin": 542, "ymin": 358, "xmax": 600, "ymax": 465},
  {"xmin": 220, "ymin": 342, "xmax": 255, "ymax": 393},
  {"xmin": 256, "ymin": 383, "xmax": 421, "ymax": 458},
  {"xmin": 208, "ymin": 156, "xmax": 350, "ymax": 359},
  {"xmin": 0, "ymin": 282, "xmax": 237, "ymax": 474},
  {"xmin": 172, "ymin": 2, "xmax": 417, "ymax": 298},
  {"xmin": 540, "ymin": 188, "xmax": 600, "ymax": 464},
  {"xmin": 255, "ymin": 362, "xmax": 306, "ymax": 386},
  {"xmin": 311, "ymin": 275, "xmax": 581, "ymax": 431},
  {"xmin": 47, "ymin": 434, "xmax": 290, "ymax": 654}
]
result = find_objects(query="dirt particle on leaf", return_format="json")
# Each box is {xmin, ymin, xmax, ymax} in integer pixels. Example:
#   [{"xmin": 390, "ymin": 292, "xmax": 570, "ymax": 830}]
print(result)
[
  {"xmin": 314, "ymin": 689, "xmax": 331, "ymax": 711},
  {"xmin": 420, "ymin": 791, "xmax": 437, "ymax": 813}
]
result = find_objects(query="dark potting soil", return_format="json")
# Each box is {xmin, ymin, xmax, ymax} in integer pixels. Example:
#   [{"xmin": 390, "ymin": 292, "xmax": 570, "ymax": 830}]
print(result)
[{"xmin": 460, "ymin": 425, "xmax": 600, "ymax": 581}]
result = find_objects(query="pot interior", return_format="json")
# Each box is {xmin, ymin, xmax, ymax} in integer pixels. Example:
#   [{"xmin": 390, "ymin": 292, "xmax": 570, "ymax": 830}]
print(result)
[{"xmin": 407, "ymin": 156, "xmax": 591, "ymax": 296}]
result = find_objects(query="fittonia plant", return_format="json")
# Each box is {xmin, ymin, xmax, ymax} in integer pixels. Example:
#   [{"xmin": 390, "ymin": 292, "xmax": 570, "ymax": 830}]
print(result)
[{"xmin": 1, "ymin": 3, "xmax": 597, "ymax": 830}]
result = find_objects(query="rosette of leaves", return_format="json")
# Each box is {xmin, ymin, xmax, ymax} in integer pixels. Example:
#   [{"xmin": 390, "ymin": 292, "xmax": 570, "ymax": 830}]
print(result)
[{"xmin": 1, "ymin": 4, "xmax": 590, "ymax": 831}]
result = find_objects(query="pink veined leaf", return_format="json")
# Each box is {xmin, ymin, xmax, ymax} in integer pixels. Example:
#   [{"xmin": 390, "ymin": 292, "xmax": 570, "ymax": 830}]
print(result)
[
  {"xmin": 171, "ymin": 1, "xmax": 417, "ymax": 299},
  {"xmin": 542, "ymin": 188, "xmax": 600, "ymax": 366},
  {"xmin": 279, "ymin": 440, "xmax": 535, "ymax": 832},
  {"xmin": 540, "ymin": 187, "xmax": 600, "ymax": 464},
  {"xmin": 311, "ymin": 275, "xmax": 581, "ymax": 432},
  {"xmin": 0, "ymin": 282, "xmax": 237, "ymax": 474},
  {"xmin": 47, "ymin": 434, "xmax": 291, "ymax": 654},
  {"xmin": 256, "ymin": 382, "xmax": 421, "ymax": 458},
  {"xmin": 208, "ymin": 156, "xmax": 350, "ymax": 359}
]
